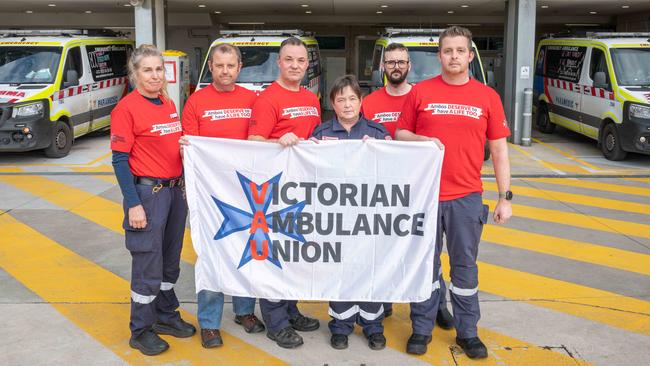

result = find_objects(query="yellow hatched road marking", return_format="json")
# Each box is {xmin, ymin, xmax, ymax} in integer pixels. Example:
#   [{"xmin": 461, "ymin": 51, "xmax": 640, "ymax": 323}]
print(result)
[
  {"xmin": 483, "ymin": 225, "xmax": 650, "ymax": 276},
  {"xmin": 625, "ymin": 178, "xmax": 650, "ymax": 183},
  {"xmin": 0, "ymin": 167, "xmax": 24, "ymax": 172},
  {"xmin": 525, "ymin": 177, "xmax": 650, "ymax": 197},
  {"xmin": 93, "ymin": 175, "xmax": 118, "ymax": 184},
  {"xmin": 0, "ymin": 175, "xmax": 198, "ymax": 264},
  {"xmin": 484, "ymin": 198, "xmax": 650, "ymax": 240},
  {"xmin": 300, "ymin": 303, "xmax": 589, "ymax": 365},
  {"xmin": 509, "ymin": 143, "xmax": 566, "ymax": 174},
  {"xmin": 440, "ymin": 254, "xmax": 650, "ymax": 337},
  {"xmin": 484, "ymin": 181, "xmax": 650, "ymax": 215},
  {"xmin": 531, "ymin": 137, "xmax": 601, "ymax": 171},
  {"xmin": 4, "ymin": 175, "xmax": 650, "ymax": 338},
  {"xmin": 0, "ymin": 214, "xmax": 286, "ymax": 365}
]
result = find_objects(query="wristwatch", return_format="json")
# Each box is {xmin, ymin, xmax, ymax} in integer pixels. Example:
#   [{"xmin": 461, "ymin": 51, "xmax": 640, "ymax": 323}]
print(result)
[{"xmin": 498, "ymin": 190, "xmax": 513, "ymax": 201}]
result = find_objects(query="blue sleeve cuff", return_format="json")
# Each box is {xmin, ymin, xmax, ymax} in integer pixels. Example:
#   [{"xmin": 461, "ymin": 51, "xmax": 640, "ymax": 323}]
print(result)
[{"xmin": 111, "ymin": 151, "xmax": 141, "ymax": 208}]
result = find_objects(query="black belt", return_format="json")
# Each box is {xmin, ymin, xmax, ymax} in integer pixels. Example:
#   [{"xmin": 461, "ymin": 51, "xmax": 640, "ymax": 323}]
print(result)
[{"xmin": 135, "ymin": 176, "xmax": 184, "ymax": 188}]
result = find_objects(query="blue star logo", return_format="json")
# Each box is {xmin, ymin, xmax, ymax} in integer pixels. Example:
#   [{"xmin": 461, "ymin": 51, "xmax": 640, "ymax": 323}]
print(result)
[{"xmin": 212, "ymin": 172, "xmax": 306, "ymax": 269}]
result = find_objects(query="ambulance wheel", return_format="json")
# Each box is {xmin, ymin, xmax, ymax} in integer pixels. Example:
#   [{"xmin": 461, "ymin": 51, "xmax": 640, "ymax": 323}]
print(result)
[
  {"xmin": 44, "ymin": 121, "xmax": 73, "ymax": 158},
  {"xmin": 601, "ymin": 123, "xmax": 627, "ymax": 161},
  {"xmin": 536, "ymin": 105, "xmax": 556, "ymax": 134}
]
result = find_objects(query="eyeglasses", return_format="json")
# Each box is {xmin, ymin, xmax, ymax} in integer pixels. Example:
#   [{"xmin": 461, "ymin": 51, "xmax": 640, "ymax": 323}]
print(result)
[{"xmin": 383, "ymin": 60, "xmax": 409, "ymax": 68}]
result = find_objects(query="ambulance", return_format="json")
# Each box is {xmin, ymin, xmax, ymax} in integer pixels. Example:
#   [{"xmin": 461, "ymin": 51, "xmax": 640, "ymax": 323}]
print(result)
[
  {"xmin": 370, "ymin": 28, "xmax": 489, "ymax": 88},
  {"xmin": 0, "ymin": 29, "xmax": 133, "ymax": 157},
  {"xmin": 534, "ymin": 32, "xmax": 650, "ymax": 160},
  {"xmin": 196, "ymin": 29, "xmax": 322, "ymax": 97}
]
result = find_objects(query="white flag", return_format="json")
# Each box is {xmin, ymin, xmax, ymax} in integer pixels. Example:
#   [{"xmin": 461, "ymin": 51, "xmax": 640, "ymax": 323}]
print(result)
[{"xmin": 184, "ymin": 136, "xmax": 443, "ymax": 302}]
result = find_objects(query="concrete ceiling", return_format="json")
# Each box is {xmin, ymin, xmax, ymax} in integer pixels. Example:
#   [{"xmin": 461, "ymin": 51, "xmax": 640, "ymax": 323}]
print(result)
[{"xmin": 2, "ymin": 0, "xmax": 649, "ymax": 16}]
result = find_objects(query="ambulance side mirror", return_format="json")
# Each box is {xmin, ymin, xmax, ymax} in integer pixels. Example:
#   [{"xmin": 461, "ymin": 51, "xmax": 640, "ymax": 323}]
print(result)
[
  {"xmin": 593, "ymin": 71, "xmax": 608, "ymax": 90},
  {"xmin": 371, "ymin": 70, "xmax": 383, "ymax": 87},
  {"xmin": 63, "ymin": 70, "xmax": 79, "ymax": 88}
]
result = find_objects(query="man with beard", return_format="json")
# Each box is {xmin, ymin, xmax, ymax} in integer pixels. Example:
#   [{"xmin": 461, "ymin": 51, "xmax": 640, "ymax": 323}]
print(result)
[{"xmin": 361, "ymin": 43, "xmax": 454, "ymax": 330}]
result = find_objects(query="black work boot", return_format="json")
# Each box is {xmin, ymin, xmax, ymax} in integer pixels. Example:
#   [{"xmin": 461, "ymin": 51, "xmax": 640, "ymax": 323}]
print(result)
[
  {"xmin": 330, "ymin": 334, "xmax": 348, "ymax": 350},
  {"xmin": 267, "ymin": 326, "xmax": 304, "ymax": 349},
  {"xmin": 436, "ymin": 306, "xmax": 454, "ymax": 330},
  {"xmin": 406, "ymin": 333, "xmax": 432, "ymax": 355},
  {"xmin": 153, "ymin": 317, "xmax": 196, "ymax": 338},
  {"xmin": 129, "ymin": 329, "xmax": 169, "ymax": 356},
  {"xmin": 289, "ymin": 313, "xmax": 320, "ymax": 331},
  {"xmin": 366, "ymin": 333, "xmax": 386, "ymax": 350},
  {"xmin": 456, "ymin": 337, "xmax": 488, "ymax": 359}
]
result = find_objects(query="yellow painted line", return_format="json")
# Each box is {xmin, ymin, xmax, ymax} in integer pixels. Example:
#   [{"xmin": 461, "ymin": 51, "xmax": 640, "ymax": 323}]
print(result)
[
  {"xmin": 86, "ymin": 151, "xmax": 112, "ymax": 166},
  {"xmin": 93, "ymin": 175, "xmax": 118, "ymax": 185},
  {"xmin": 0, "ymin": 175, "xmax": 197, "ymax": 264},
  {"xmin": 484, "ymin": 181, "xmax": 650, "ymax": 215},
  {"xmin": 440, "ymin": 254, "xmax": 650, "ymax": 337},
  {"xmin": 72, "ymin": 165, "xmax": 114, "ymax": 173},
  {"xmin": 525, "ymin": 178, "xmax": 650, "ymax": 198},
  {"xmin": 483, "ymin": 225, "xmax": 650, "ymax": 276},
  {"xmin": 0, "ymin": 214, "xmax": 286, "ymax": 365},
  {"xmin": 625, "ymin": 178, "xmax": 650, "ymax": 183},
  {"xmin": 0, "ymin": 167, "xmax": 24, "ymax": 172},
  {"xmin": 532, "ymin": 137, "xmax": 601, "ymax": 171},
  {"xmin": 484, "ymin": 198, "xmax": 650, "ymax": 240},
  {"xmin": 300, "ymin": 302, "xmax": 588, "ymax": 365},
  {"xmin": 509, "ymin": 143, "xmax": 566, "ymax": 175}
]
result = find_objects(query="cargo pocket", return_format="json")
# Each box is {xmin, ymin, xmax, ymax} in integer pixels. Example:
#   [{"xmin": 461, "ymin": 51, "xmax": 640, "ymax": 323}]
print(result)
[{"xmin": 122, "ymin": 185, "xmax": 157, "ymax": 253}]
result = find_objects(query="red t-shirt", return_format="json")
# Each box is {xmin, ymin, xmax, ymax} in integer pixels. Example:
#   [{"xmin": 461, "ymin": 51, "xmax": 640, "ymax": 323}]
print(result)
[
  {"xmin": 182, "ymin": 84, "xmax": 256, "ymax": 139},
  {"xmin": 361, "ymin": 87, "xmax": 411, "ymax": 138},
  {"xmin": 248, "ymin": 82, "xmax": 321, "ymax": 139},
  {"xmin": 110, "ymin": 90, "xmax": 182, "ymax": 179},
  {"xmin": 397, "ymin": 76, "xmax": 510, "ymax": 201}
]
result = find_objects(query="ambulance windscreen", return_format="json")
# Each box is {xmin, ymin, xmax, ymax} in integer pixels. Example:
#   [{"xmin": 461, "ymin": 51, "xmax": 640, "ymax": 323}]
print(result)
[
  {"xmin": 200, "ymin": 46, "xmax": 279, "ymax": 84},
  {"xmin": 610, "ymin": 48, "xmax": 650, "ymax": 87},
  {"xmin": 0, "ymin": 46, "xmax": 62, "ymax": 84}
]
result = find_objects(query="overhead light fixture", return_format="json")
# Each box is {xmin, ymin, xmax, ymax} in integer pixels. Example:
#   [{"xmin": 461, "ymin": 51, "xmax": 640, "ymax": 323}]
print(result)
[
  {"xmin": 376, "ymin": 11, "xmax": 383, "ymax": 14},
  {"xmin": 48, "ymin": 3, "xmax": 56, "ymax": 6},
  {"xmin": 198, "ymin": 4, "xmax": 206, "ymax": 8},
  {"xmin": 301, "ymin": 4, "xmax": 309, "ymax": 7},
  {"xmin": 214, "ymin": 11, "xmax": 221, "ymax": 14},
  {"xmin": 589, "ymin": 11, "xmax": 597, "ymax": 14},
  {"xmin": 124, "ymin": 4, "xmax": 131, "ymax": 7},
  {"xmin": 85, "ymin": 10, "xmax": 92, "ymax": 13},
  {"xmin": 621, "ymin": 5, "xmax": 630, "ymax": 9},
  {"xmin": 381, "ymin": 5, "xmax": 388, "ymax": 8},
  {"xmin": 25, "ymin": 10, "xmax": 33, "ymax": 13},
  {"xmin": 305, "ymin": 10, "xmax": 312, "ymax": 14},
  {"xmin": 460, "ymin": 5, "xmax": 469, "ymax": 8},
  {"xmin": 541, "ymin": 5, "xmax": 549, "ymax": 9},
  {"xmin": 448, "ymin": 10, "xmax": 454, "ymax": 14}
]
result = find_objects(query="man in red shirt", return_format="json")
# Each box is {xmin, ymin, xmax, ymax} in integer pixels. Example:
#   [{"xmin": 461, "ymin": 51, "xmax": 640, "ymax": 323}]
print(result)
[
  {"xmin": 362, "ymin": 43, "xmax": 454, "ymax": 330},
  {"xmin": 248, "ymin": 37, "xmax": 321, "ymax": 348},
  {"xmin": 181, "ymin": 43, "xmax": 265, "ymax": 349},
  {"xmin": 396, "ymin": 26, "xmax": 512, "ymax": 359}
]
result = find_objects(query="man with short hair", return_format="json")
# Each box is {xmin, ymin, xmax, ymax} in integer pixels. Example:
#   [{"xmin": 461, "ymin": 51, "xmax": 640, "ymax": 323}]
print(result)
[
  {"xmin": 397, "ymin": 26, "xmax": 512, "ymax": 359},
  {"xmin": 362, "ymin": 43, "xmax": 454, "ymax": 330},
  {"xmin": 248, "ymin": 37, "xmax": 321, "ymax": 349},
  {"xmin": 181, "ymin": 43, "xmax": 265, "ymax": 349}
]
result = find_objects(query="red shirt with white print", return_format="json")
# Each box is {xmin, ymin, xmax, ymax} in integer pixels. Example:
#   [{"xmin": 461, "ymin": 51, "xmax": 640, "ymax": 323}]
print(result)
[
  {"xmin": 248, "ymin": 81, "xmax": 321, "ymax": 140},
  {"xmin": 397, "ymin": 76, "xmax": 510, "ymax": 201},
  {"xmin": 361, "ymin": 86, "xmax": 411, "ymax": 138},
  {"xmin": 110, "ymin": 90, "xmax": 182, "ymax": 178},
  {"xmin": 182, "ymin": 84, "xmax": 256, "ymax": 139}
]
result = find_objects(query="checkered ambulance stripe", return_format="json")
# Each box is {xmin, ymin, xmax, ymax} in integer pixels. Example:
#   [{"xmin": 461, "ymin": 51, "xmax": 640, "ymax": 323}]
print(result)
[
  {"xmin": 547, "ymin": 78, "xmax": 614, "ymax": 101},
  {"xmin": 51, "ymin": 76, "xmax": 128, "ymax": 101}
]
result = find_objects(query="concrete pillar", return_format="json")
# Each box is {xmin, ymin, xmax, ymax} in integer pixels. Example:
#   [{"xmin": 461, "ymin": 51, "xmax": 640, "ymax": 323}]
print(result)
[
  {"xmin": 134, "ymin": 0, "xmax": 166, "ymax": 48},
  {"xmin": 503, "ymin": 0, "xmax": 536, "ymax": 145}
]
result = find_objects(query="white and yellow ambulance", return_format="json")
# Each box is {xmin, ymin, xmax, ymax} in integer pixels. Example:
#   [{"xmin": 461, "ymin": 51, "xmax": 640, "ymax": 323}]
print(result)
[
  {"xmin": 196, "ymin": 29, "xmax": 322, "ymax": 97},
  {"xmin": 370, "ymin": 28, "xmax": 489, "ymax": 88},
  {"xmin": 0, "ymin": 30, "xmax": 133, "ymax": 157},
  {"xmin": 534, "ymin": 32, "xmax": 650, "ymax": 160}
]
